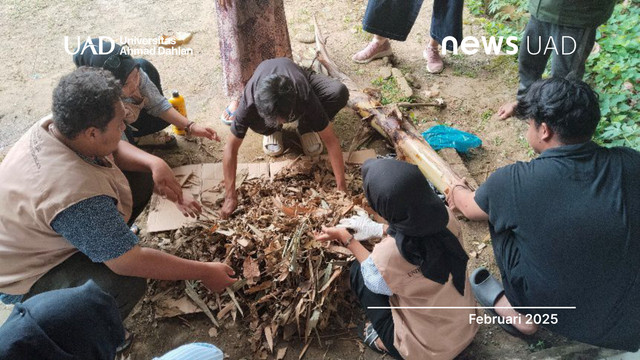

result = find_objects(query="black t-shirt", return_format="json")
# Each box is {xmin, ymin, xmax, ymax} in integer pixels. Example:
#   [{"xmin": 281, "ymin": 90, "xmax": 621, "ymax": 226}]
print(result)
[
  {"xmin": 230, "ymin": 58, "xmax": 329, "ymax": 139},
  {"xmin": 475, "ymin": 142, "xmax": 640, "ymax": 351}
]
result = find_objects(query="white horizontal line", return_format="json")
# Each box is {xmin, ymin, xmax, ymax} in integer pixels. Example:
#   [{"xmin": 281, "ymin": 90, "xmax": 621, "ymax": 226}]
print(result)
[{"xmin": 367, "ymin": 306, "xmax": 576, "ymax": 309}]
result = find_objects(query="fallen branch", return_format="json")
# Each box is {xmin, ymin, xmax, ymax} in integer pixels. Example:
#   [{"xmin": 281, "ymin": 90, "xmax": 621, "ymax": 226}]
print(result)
[
  {"xmin": 397, "ymin": 99, "xmax": 445, "ymax": 109},
  {"xmin": 313, "ymin": 17, "xmax": 464, "ymax": 193}
]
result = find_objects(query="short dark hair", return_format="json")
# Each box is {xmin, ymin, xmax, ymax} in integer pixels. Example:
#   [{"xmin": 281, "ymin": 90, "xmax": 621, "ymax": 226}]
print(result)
[
  {"xmin": 515, "ymin": 77, "xmax": 601, "ymax": 143},
  {"xmin": 254, "ymin": 74, "xmax": 296, "ymax": 127},
  {"xmin": 52, "ymin": 67, "xmax": 122, "ymax": 139}
]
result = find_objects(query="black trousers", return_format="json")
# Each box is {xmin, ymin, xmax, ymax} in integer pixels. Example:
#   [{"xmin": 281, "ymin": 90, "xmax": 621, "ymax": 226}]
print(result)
[
  {"xmin": 350, "ymin": 261, "xmax": 403, "ymax": 359},
  {"xmin": 295, "ymin": 71, "xmax": 349, "ymax": 135},
  {"xmin": 124, "ymin": 59, "xmax": 171, "ymax": 142},
  {"xmin": 362, "ymin": 0, "xmax": 463, "ymax": 50},
  {"xmin": 517, "ymin": 15, "xmax": 597, "ymax": 99}
]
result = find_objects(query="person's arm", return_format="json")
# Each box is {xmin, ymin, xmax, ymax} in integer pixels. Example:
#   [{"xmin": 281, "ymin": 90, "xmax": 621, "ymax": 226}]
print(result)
[
  {"xmin": 446, "ymin": 178, "xmax": 489, "ymax": 221},
  {"xmin": 159, "ymin": 107, "xmax": 220, "ymax": 141},
  {"xmin": 105, "ymin": 246, "xmax": 236, "ymax": 293},
  {"xmin": 317, "ymin": 123, "xmax": 347, "ymax": 191},
  {"xmin": 221, "ymin": 133, "xmax": 243, "ymax": 218},
  {"xmin": 113, "ymin": 140, "xmax": 183, "ymax": 203}
]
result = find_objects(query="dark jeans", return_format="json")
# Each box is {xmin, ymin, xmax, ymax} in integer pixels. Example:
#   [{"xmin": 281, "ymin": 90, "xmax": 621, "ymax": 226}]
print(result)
[
  {"xmin": 517, "ymin": 15, "xmax": 597, "ymax": 99},
  {"xmin": 0, "ymin": 281, "xmax": 125, "ymax": 359},
  {"xmin": 21, "ymin": 171, "xmax": 154, "ymax": 320},
  {"xmin": 124, "ymin": 59, "xmax": 171, "ymax": 142},
  {"xmin": 350, "ymin": 262, "xmax": 403, "ymax": 359},
  {"xmin": 296, "ymin": 71, "xmax": 349, "ymax": 135},
  {"xmin": 23, "ymin": 253, "xmax": 147, "ymax": 320},
  {"xmin": 362, "ymin": 0, "xmax": 463, "ymax": 50}
]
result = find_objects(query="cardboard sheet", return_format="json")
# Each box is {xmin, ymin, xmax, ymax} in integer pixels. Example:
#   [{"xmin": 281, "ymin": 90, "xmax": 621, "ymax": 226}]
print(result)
[{"xmin": 146, "ymin": 150, "xmax": 376, "ymax": 232}]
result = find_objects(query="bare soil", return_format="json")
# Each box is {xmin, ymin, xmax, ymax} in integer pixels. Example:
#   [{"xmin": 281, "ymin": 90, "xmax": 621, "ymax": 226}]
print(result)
[{"xmin": 0, "ymin": 0, "xmax": 581, "ymax": 359}]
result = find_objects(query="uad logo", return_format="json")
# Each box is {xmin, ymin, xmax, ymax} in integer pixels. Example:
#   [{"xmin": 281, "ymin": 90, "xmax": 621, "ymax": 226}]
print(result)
[{"xmin": 64, "ymin": 36, "xmax": 119, "ymax": 56}]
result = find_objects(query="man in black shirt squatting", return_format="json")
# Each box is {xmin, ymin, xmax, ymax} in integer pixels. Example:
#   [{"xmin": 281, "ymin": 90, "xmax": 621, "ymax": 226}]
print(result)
[{"xmin": 221, "ymin": 58, "xmax": 350, "ymax": 218}]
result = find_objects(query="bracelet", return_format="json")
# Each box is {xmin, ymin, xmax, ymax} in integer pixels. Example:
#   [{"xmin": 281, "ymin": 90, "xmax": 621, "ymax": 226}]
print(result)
[
  {"xmin": 185, "ymin": 121, "xmax": 195, "ymax": 136},
  {"xmin": 343, "ymin": 234, "xmax": 354, "ymax": 247},
  {"xmin": 451, "ymin": 184, "xmax": 470, "ymax": 194}
]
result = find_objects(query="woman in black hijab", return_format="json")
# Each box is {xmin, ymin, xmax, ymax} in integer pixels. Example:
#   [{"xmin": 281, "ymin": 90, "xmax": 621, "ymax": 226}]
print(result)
[
  {"xmin": 316, "ymin": 159, "xmax": 478, "ymax": 359},
  {"xmin": 73, "ymin": 38, "xmax": 220, "ymax": 147}
]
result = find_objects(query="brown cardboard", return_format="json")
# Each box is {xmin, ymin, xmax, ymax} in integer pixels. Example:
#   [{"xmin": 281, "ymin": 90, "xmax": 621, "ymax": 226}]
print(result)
[{"xmin": 146, "ymin": 150, "xmax": 376, "ymax": 233}]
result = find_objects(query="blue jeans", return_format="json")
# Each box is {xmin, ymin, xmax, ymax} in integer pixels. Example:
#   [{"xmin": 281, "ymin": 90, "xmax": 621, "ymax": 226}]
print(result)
[{"xmin": 362, "ymin": 0, "xmax": 463, "ymax": 50}]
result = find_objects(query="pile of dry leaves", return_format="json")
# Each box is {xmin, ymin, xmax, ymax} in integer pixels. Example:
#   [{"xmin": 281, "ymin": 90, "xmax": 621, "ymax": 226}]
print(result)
[{"xmin": 142, "ymin": 159, "xmax": 370, "ymax": 357}]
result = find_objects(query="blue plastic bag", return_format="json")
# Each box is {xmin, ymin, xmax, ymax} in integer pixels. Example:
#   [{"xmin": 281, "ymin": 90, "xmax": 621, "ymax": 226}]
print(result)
[{"xmin": 422, "ymin": 125, "xmax": 482, "ymax": 153}]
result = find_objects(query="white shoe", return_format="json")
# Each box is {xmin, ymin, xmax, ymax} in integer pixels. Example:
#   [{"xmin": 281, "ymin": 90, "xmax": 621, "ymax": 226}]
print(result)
[
  {"xmin": 298, "ymin": 131, "xmax": 323, "ymax": 156},
  {"xmin": 263, "ymin": 131, "xmax": 284, "ymax": 156}
]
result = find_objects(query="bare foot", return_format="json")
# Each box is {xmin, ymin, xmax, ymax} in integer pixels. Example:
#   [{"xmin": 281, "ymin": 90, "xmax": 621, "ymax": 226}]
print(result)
[
  {"xmin": 494, "ymin": 294, "xmax": 539, "ymax": 335},
  {"xmin": 497, "ymin": 101, "xmax": 517, "ymax": 120}
]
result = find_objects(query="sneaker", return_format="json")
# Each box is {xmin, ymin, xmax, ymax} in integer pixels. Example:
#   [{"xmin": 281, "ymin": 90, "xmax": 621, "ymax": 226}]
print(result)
[
  {"xmin": 134, "ymin": 132, "xmax": 178, "ymax": 149},
  {"xmin": 297, "ymin": 131, "xmax": 323, "ymax": 156},
  {"xmin": 263, "ymin": 131, "xmax": 284, "ymax": 156},
  {"xmin": 352, "ymin": 40, "xmax": 393, "ymax": 64},
  {"xmin": 423, "ymin": 46, "xmax": 444, "ymax": 74}
]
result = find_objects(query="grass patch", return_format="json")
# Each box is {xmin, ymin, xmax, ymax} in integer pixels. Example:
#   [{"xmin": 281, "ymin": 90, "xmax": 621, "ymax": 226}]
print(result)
[{"xmin": 371, "ymin": 77, "xmax": 415, "ymax": 105}]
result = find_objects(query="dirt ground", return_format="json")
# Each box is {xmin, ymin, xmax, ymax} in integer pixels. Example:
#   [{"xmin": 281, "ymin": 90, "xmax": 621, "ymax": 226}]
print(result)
[{"xmin": 0, "ymin": 0, "xmax": 619, "ymax": 359}]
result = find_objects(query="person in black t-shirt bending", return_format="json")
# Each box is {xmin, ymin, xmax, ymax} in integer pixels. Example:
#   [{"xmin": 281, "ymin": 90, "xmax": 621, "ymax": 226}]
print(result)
[
  {"xmin": 447, "ymin": 77, "xmax": 640, "ymax": 352},
  {"xmin": 221, "ymin": 58, "xmax": 350, "ymax": 219}
]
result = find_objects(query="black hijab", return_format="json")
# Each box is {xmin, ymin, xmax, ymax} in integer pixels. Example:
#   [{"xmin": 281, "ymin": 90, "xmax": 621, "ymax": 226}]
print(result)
[
  {"xmin": 73, "ymin": 38, "xmax": 139, "ymax": 84},
  {"xmin": 362, "ymin": 158, "xmax": 469, "ymax": 295}
]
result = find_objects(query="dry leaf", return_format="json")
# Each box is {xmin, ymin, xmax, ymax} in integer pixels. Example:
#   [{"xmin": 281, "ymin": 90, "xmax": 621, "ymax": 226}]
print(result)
[
  {"xmin": 276, "ymin": 347, "xmax": 288, "ymax": 360},
  {"xmin": 264, "ymin": 326, "xmax": 274, "ymax": 353},
  {"xmin": 243, "ymin": 256, "xmax": 261, "ymax": 285}
]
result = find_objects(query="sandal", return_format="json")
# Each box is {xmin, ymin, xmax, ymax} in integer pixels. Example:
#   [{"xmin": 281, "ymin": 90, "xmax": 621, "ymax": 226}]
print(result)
[
  {"xmin": 220, "ymin": 101, "xmax": 237, "ymax": 126},
  {"xmin": 116, "ymin": 329, "xmax": 134, "ymax": 353},
  {"xmin": 134, "ymin": 132, "xmax": 178, "ymax": 149},
  {"xmin": 352, "ymin": 40, "xmax": 393, "ymax": 64},
  {"xmin": 358, "ymin": 321, "xmax": 387, "ymax": 355},
  {"xmin": 297, "ymin": 130, "xmax": 323, "ymax": 156},
  {"xmin": 263, "ymin": 131, "xmax": 284, "ymax": 156},
  {"xmin": 470, "ymin": 267, "xmax": 525, "ymax": 337}
]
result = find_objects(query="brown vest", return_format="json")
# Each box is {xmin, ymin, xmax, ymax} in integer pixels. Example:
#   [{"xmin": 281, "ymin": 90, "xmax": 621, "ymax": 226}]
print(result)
[
  {"xmin": 370, "ymin": 222, "xmax": 478, "ymax": 360},
  {"xmin": 0, "ymin": 117, "xmax": 133, "ymax": 294}
]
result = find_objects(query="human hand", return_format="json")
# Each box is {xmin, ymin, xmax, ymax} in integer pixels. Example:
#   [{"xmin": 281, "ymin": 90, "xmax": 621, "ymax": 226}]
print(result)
[
  {"xmin": 218, "ymin": 0, "xmax": 233, "ymax": 10},
  {"xmin": 176, "ymin": 194, "xmax": 202, "ymax": 218},
  {"xmin": 445, "ymin": 177, "xmax": 471, "ymax": 212},
  {"xmin": 190, "ymin": 124, "xmax": 220, "ymax": 142},
  {"xmin": 336, "ymin": 210, "xmax": 384, "ymax": 241},
  {"xmin": 201, "ymin": 262, "xmax": 237, "ymax": 293},
  {"xmin": 151, "ymin": 159, "xmax": 183, "ymax": 203},
  {"xmin": 220, "ymin": 195, "xmax": 237, "ymax": 219},
  {"xmin": 336, "ymin": 180, "xmax": 347, "ymax": 192},
  {"xmin": 314, "ymin": 226, "xmax": 352, "ymax": 246}
]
